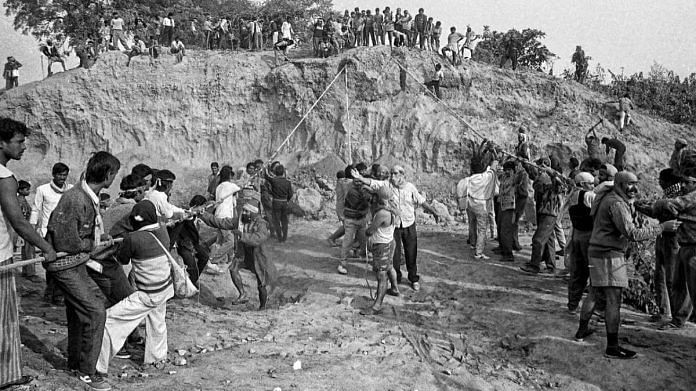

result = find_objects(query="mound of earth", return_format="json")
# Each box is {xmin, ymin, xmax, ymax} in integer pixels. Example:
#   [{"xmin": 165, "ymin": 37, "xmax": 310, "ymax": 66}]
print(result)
[{"xmin": 0, "ymin": 46, "xmax": 693, "ymax": 204}]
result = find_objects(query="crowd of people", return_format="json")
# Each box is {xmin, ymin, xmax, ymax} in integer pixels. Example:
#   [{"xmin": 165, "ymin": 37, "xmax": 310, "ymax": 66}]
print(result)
[
  {"xmin": 0, "ymin": 117, "xmax": 298, "ymax": 390},
  {"xmin": 20, "ymin": 5, "xmax": 490, "ymax": 77},
  {"xmin": 449, "ymin": 120, "xmax": 696, "ymax": 360}
]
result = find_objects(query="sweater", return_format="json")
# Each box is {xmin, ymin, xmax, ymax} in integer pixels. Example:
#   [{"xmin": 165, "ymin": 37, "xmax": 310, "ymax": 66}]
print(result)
[
  {"xmin": 117, "ymin": 224, "xmax": 172, "ymax": 293},
  {"xmin": 589, "ymin": 191, "xmax": 662, "ymax": 253}
]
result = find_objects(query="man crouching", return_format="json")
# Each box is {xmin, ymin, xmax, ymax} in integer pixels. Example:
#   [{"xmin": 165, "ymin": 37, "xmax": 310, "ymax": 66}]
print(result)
[{"xmin": 360, "ymin": 187, "xmax": 399, "ymax": 316}]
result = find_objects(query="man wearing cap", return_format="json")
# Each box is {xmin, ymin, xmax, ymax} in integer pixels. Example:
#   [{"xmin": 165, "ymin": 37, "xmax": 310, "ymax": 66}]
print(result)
[
  {"xmin": 3, "ymin": 57, "xmax": 22, "ymax": 90},
  {"xmin": 521, "ymin": 159, "xmax": 568, "ymax": 274},
  {"xmin": 566, "ymin": 172, "xmax": 596, "ymax": 312},
  {"xmin": 574, "ymin": 172, "xmax": 678, "ymax": 359}
]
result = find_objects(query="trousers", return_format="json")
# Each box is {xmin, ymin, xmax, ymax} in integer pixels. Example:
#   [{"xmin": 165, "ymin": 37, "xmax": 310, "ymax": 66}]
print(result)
[
  {"xmin": 96, "ymin": 285, "xmax": 173, "ymax": 373},
  {"xmin": 394, "ymin": 224, "xmax": 419, "ymax": 283},
  {"xmin": 49, "ymin": 263, "xmax": 106, "ymax": 375}
]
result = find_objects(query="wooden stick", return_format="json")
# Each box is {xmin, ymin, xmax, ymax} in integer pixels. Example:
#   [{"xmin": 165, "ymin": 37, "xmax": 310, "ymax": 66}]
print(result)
[{"xmin": 0, "ymin": 238, "xmax": 123, "ymax": 272}]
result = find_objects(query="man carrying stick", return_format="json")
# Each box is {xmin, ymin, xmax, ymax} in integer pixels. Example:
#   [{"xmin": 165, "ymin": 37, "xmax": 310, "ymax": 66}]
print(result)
[{"xmin": 0, "ymin": 118, "xmax": 57, "ymax": 389}]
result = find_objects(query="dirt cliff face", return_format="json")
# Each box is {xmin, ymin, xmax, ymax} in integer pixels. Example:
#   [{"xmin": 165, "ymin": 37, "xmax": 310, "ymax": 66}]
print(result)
[{"xmin": 0, "ymin": 46, "xmax": 693, "ymax": 199}]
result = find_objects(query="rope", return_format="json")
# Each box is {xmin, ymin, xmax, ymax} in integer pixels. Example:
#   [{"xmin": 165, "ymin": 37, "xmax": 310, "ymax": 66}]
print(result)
[
  {"xmin": 267, "ymin": 66, "xmax": 347, "ymax": 164},
  {"xmin": 0, "ymin": 238, "xmax": 124, "ymax": 272},
  {"xmin": 201, "ymin": 66, "xmax": 348, "ymax": 212}
]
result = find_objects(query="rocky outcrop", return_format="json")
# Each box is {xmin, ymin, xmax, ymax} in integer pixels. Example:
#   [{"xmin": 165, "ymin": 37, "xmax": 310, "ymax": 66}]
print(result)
[{"xmin": 0, "ymin": 46, "xmax": 693, "ymax": 202}]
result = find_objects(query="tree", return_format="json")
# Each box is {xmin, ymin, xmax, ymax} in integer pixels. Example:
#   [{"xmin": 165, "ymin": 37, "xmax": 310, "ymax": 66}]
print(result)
[
  {"xmin": 4, "ymin": 0, "xmax": 334, "ymax": 45},
  {"xmin": 473, "ymin": 27, "xmax": 555, "ymax": 70}
]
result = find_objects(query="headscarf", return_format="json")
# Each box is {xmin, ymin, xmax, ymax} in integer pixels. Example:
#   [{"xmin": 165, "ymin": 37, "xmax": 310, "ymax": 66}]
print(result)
[{"xmin": 129, "ymin": 200, "xmax": 158, "ymax": 230}]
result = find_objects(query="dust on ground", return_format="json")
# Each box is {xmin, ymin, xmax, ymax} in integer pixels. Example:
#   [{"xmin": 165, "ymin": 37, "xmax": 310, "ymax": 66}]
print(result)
[{"xmin": 12, "ymin": 218, "xmax": 696, "ymax": 391}]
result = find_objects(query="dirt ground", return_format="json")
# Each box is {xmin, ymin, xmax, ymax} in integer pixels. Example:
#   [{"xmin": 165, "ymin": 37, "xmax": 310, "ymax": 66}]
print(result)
[{"xmin": 10, "ymin": 218, "xmax": 696, "ymax": 391}]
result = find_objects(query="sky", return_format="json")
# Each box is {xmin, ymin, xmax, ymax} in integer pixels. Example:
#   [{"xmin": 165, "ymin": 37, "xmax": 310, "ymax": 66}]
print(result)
[
  {"xmin": 334, "ymin": 0, "xmax": 696, "ymax": 78},
  {"xmin": 2, "ymin": 1, "xmax": 695, "ymax": 83}
]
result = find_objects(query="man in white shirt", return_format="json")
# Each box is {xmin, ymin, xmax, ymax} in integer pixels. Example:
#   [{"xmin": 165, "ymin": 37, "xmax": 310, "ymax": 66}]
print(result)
[
  {"xmin": 170, "ymin": 36, "xmax": 185, "ymax": 63},
  {"xmin": 457, "ymin": 160, "xmax": 499, "ymax": 259},
  {"xmin": 144, "ymin": 169, "xmax": 185, "ymax": 222},
  {"xmin": 281, "ymin": 17, "xmax": 294, "ymax": 41},
  {"xmin": 162, "ymin": 12, "xmax": 176, "ymax": 46},
  {"xmin": 353, "ymin": 165, "xmax": 433, "ymax": 291},
  {"xmin": 31, "ymin": 162, "xmax": 71, "ymax": 304},
  {"xmin": 110, "ymin": 12, "xmax": 130, "ymax": 50},
  {"xmin": 31, "ymin": 163, "xmax": 72, "ymax": 237}
]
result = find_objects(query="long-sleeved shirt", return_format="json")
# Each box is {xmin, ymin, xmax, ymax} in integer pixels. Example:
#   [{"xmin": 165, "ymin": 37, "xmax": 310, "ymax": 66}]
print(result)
[
  {"xmin": 144, "ymin": 189, "xmax": 185, "ymax": 220},
  {"xmin": 456, "ymin": 167, "xmax": 498, "ymax": 210},
  {"xmin": 369, "ymin": 180, "xmax": 426, "ymax": 228},
  {"xmin": 30, "ymin": 182, "xmax": 73, "ymax": 236},
  {"xmin": 215, "ymin": 181, "xmax": 241, "ymax": 219},
  {"xmin": 589, "ymin": 190, "xmax": 662, "ymax": 253},
  {"xmin": 264, "ymin": 174, "xmax": 293, "ymax": 201}
]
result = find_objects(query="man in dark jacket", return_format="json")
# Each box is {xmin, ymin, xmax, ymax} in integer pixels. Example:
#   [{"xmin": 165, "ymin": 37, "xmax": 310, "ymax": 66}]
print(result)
[
  {"xmin": 413, "ymin": 8, "xmax": 427, "ymax": 49},
  {"xmin": 264, "ymin": 164, "xmax": 293, "ymax": 242},
  {"xmin": 574, "ymin": 172, "xmax": 677, "ymax": 359},
  {"xmin": 46, "ymin": 151, "xmax": 120, "ymax": 390},
  {"xmin": 520, "ymin": 159, "xmax": 567, "ymax": 274},
  {"xmin": 338, "ymin": 166, "xmax": 371, "ymax": 275}
]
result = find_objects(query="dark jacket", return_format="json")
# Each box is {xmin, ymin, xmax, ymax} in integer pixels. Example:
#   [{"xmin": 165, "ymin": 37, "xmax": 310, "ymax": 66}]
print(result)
[
  {"xmin": 343, "ymin": 182, "xmax": 371, "ymax": 219},
  {"xmin": 264, "ymin": 173, "xmax": 293, "ymax": 201},
  {"xmin": 532, "ymin": 171, "xmax": 566, "ymax": 217},
  {"xmin": 45, "ymin": 186, "xmax": 97, "ymax": 272}
]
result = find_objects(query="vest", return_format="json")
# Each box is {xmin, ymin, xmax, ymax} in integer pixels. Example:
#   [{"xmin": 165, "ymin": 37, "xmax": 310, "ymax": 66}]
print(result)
[{"xmin": 569, "ymin": 190, "xmax": 593, "ymax": 231}]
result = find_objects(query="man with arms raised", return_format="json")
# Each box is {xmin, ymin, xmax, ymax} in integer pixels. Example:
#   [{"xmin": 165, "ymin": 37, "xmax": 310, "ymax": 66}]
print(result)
[{"xmin": 353, "ymin": 165, "xmax": 433, "ymax": 291}]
